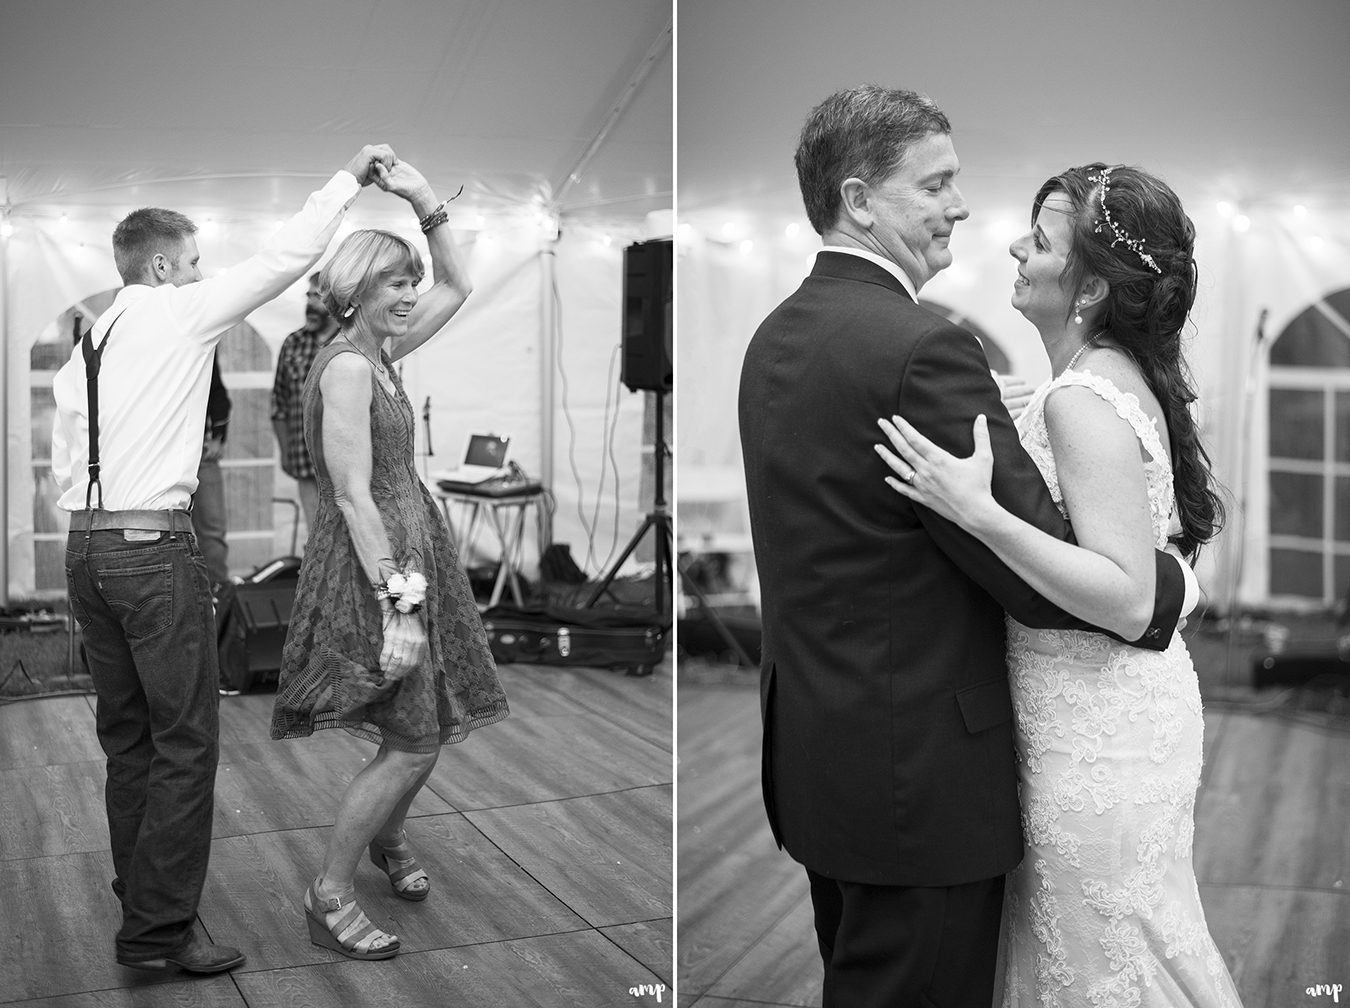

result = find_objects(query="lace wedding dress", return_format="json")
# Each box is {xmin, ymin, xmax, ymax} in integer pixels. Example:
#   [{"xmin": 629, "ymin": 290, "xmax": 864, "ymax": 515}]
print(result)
[{"xmin": 998, "ymin": 369, "xmax": 1243, "ymax": 1007}]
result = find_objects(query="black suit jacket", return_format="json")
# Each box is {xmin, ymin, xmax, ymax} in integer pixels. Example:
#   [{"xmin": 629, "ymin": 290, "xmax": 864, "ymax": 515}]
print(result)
[{"xmin": 738, "ymin": 252, "xmax": 1185, "ymax": 887}]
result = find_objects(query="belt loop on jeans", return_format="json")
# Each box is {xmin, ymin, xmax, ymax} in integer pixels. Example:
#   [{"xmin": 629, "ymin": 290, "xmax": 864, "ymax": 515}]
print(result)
[{"xmin": 67, "ymin": 509, "xmax": 195, "ymax": 534}]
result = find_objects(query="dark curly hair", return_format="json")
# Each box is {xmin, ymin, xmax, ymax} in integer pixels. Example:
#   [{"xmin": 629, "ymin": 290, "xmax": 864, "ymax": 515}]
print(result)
[{"xmin": 1034, "ymin": 163, "xmax": 1224, "ymax": 560}]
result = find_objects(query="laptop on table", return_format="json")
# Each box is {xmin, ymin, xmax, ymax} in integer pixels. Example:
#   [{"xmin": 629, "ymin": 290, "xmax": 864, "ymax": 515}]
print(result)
[{"xmin": 433, "ymin": 433, "xmax": 512, "ymax": 488}]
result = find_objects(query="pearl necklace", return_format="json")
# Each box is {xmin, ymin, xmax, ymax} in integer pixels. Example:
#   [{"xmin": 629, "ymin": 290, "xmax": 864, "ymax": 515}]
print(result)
[
  {"xmin": 342, "ymin": 333, "xmax": 387, "ymax": 376},
  {"xmin": 1064, "ymin": 330, "xmax": 1106, "ymax": 372}
]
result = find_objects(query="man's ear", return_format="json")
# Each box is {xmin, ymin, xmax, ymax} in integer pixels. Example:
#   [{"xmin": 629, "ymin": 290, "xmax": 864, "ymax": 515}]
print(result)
[
  {"xmin": 150, "ymin": 252, "xmax": 171, "ymax": 281},
  {"xmin": 838, "ymin": 177, "xmax": 873, "ymax": 230}
]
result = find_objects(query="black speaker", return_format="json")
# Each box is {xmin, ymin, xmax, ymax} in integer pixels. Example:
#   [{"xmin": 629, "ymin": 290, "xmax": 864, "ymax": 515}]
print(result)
[{"xmin": 620, "ymin": 239, "xmax": 673, "ymax": 393}]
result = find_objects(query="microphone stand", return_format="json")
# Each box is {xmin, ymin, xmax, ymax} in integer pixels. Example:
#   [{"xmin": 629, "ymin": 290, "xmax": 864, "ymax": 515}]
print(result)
[{"xmin": 420, "ymin": 396, "xmax": 434, "ymax": 481}]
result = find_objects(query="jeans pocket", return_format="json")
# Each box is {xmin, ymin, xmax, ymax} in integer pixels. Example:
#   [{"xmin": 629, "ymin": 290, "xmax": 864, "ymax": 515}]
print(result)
[{"xmin": 99, "ymin": 561, "xmax": 175, "ymax": 640}]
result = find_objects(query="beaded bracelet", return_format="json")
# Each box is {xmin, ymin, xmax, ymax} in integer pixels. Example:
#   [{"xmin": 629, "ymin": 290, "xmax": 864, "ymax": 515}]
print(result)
[
  {"xmin": 417, "ymin": 184, "xmax": 465, "ymax": 234},
  {"xmin": 418, "ymin": 203, "xmax": 448, "ymax": 234}
]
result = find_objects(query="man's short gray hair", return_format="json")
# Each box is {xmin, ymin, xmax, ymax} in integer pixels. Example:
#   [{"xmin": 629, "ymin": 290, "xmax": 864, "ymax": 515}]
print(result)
[{"xmin": 795, "ymin": 86, "xmax": 952, "ymax": 235}]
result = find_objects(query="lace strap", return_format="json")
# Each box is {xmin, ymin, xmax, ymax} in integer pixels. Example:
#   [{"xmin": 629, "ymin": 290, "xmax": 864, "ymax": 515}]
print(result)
[{"xmin": 1055, "ymin": 369, "xmax": 1168, "ymax": 467}]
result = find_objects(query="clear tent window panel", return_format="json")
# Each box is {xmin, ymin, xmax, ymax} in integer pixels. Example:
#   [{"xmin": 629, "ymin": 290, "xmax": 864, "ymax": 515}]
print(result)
[{"xmin": 1267, "ymin": 288, "xmax": 1350, "ymax": 604}]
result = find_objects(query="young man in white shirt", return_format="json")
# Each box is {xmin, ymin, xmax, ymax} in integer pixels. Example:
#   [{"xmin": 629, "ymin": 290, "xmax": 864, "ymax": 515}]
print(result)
[{"xmin": 51, "ymin": 144, "xmax": 394, "ymax": 975}]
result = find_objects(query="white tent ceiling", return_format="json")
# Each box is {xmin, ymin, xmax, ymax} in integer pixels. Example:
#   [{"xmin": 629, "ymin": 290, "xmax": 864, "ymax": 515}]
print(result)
[
  {"xmin": 0, "ymin": 0, "xmax": 672, "ymax": 224},
  {"xmin": 0, "ymin": 0, "xmax": 672, "ymax": 600},
  {"xmin": 678, "ymin": 0, "xmax": 1350, "ymax": 226}
]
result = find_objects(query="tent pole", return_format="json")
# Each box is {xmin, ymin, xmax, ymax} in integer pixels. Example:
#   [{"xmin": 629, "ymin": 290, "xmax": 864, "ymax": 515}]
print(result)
[
  {"xmin": 553, "ymin": 18, "xmax": 671, "ymax": 209},
  {"xmin": 0, "ymin": 185, "xmax": 9, "ymax": 609},
  {"xmin": 539, "ymin": 239, "xmax": 557, "ymax": 550}
]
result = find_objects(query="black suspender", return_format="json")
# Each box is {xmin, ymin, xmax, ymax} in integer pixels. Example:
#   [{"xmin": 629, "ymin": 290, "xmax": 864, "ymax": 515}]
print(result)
[{"xmin": 79, "ymin": 311, "xmax": 127, "ymax": 510}]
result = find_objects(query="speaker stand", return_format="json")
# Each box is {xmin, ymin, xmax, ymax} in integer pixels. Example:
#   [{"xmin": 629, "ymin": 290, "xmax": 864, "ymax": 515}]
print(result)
[{"xmin": 584, "ymin": 388, "xmax": 673, "ymax": 623}]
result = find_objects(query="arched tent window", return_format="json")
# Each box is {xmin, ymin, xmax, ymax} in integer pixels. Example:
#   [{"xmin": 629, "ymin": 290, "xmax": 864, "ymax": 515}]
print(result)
[
  {"xmin": 30, "ymin": 295, "xmax": 277, "ymax": 592},
  {"xmin": 919, "ymin": 299, "xmax": 1011, "ymax": 374},
  {"xmin": 1266, "ymin": 287, "xmax": 1350, "ymax": 604}
]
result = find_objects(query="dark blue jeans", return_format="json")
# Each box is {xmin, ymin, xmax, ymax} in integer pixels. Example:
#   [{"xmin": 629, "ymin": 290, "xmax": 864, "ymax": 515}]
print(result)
[{"xmin": 66, "ymin": 526, "xmax": 220, "ymax": 961}]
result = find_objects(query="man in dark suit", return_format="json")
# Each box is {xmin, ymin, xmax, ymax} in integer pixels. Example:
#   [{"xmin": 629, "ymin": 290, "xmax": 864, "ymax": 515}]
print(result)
[{"xmin": 738, "ymin": 86, "xmax": 1192, "ymax": 1007}]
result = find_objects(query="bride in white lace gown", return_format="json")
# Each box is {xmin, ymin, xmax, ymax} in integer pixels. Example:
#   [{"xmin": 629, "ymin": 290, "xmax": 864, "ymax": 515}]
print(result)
[{"xmin": 878, "ymin": 164, "xmax": 1243, "ymax": 1007}]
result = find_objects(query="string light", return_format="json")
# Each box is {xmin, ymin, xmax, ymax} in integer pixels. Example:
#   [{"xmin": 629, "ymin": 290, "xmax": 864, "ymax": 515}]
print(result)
[
  {"xmin": 938, "ymin": 261, "xmax": 973, "ymax": 288},
  {"xmin": 989, "ymin": 216, "xmax": 1022, "ymax": 244},
  {"xmin": 676, "ymin": 187, "xmax": 1341, "ymax": 266},
  {"xmin": 534, "ymin": 209, "xmax": 559, "ymax": 241}
]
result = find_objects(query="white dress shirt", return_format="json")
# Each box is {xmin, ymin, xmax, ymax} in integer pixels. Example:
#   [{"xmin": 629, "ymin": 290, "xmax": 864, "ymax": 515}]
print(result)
[{"xmin": 52, "ymin": 170, "xmax": 361, "ymax": 512}]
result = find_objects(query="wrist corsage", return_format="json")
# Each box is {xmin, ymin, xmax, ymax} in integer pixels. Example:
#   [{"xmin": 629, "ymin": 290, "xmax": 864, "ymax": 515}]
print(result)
[{"xmin": 377, "ymin": 570, "xmax": 428, "ymax": 614}]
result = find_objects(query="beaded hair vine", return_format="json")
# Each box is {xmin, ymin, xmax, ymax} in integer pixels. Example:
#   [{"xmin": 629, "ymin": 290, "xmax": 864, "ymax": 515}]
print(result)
[{"xmin": 1086, "ymin": 166, "xmax": 1162, "ymax": 274}]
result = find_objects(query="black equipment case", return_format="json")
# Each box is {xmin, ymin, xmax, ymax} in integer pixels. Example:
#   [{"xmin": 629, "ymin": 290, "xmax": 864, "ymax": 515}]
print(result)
[
  {"xmin": 481, "ymin": 603, "xmax": 667, "ymax": 677},
  {"xmin": 216, "ymin": 556, "xmax": 301, "ymax": 693}
]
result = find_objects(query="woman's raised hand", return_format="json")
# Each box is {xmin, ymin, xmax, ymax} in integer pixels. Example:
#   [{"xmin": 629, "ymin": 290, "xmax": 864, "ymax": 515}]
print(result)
[
  {"xmin": 345, "ymin": 144, "xmax": 398, "ymax": 186},
  {"xmin": 875, "ymin": 414, "xmax": 1002, "ymax": 533},
  {"xmin": 371, "ymin": 160, "xmax": 433, "ymax": 202}
]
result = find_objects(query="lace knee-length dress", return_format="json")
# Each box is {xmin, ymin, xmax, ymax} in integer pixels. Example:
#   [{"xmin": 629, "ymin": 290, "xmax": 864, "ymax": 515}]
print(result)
[
  {"xmin": 271, "ymin": 342, "xmax": 509, "ymax": 753},
  {"xmin": 998, "ymin": 369, "xmax": 1241, "ymax": 1008}
]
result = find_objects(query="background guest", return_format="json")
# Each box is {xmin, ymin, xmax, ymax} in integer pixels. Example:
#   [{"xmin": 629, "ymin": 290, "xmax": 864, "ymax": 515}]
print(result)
[
  {"xmin": 271, "ymin": 271, "xmax": 336, "ymax": 540},
  {"xmin": 191, "ymin": 353, "xmax": 231, "ymax": 584}
]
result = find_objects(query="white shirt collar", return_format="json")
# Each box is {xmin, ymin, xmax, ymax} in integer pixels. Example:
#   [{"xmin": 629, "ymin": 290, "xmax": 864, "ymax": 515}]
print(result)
[{"xmin": 819, "ymin": 246, "xmax": 918, "ymax": 301}]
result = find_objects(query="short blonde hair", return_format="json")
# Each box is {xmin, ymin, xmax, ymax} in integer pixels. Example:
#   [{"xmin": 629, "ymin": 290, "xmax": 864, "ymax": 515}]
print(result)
[{"xmin": 320, "ymin": 230, "xmax": 425, "ymax": 325}]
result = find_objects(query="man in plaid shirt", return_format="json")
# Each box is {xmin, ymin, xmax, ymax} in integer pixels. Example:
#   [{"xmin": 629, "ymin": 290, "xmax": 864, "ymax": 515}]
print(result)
[{"xmin": 270, "ymin": 271, "xmax": 337, "ymax": 539}]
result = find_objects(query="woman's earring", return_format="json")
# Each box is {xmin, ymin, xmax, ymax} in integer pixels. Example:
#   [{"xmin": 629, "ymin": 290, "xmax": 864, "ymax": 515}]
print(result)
[
  {"xmin": 1073, "ymin": 300, "xmax": 1084, "ymax": 325},
  {"xmin": 341, "ymin": 303, "xmax": 357, "ymax": 320}
]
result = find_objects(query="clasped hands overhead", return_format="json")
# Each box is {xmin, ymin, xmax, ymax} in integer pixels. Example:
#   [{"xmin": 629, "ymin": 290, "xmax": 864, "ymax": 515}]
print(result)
[{"xmin": 342, "ymin": 144, "xmax": 432, "ymax": 201}]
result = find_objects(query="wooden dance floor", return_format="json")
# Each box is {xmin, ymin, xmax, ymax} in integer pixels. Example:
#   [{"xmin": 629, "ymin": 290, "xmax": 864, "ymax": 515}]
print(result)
[
  {"xmin": 0, "ymin": 660, "xmax": 672, "ymax": 1007},
  {"xmin": 678, "ymin": 674, "xmax": 1350, "ymax": 1007}
]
